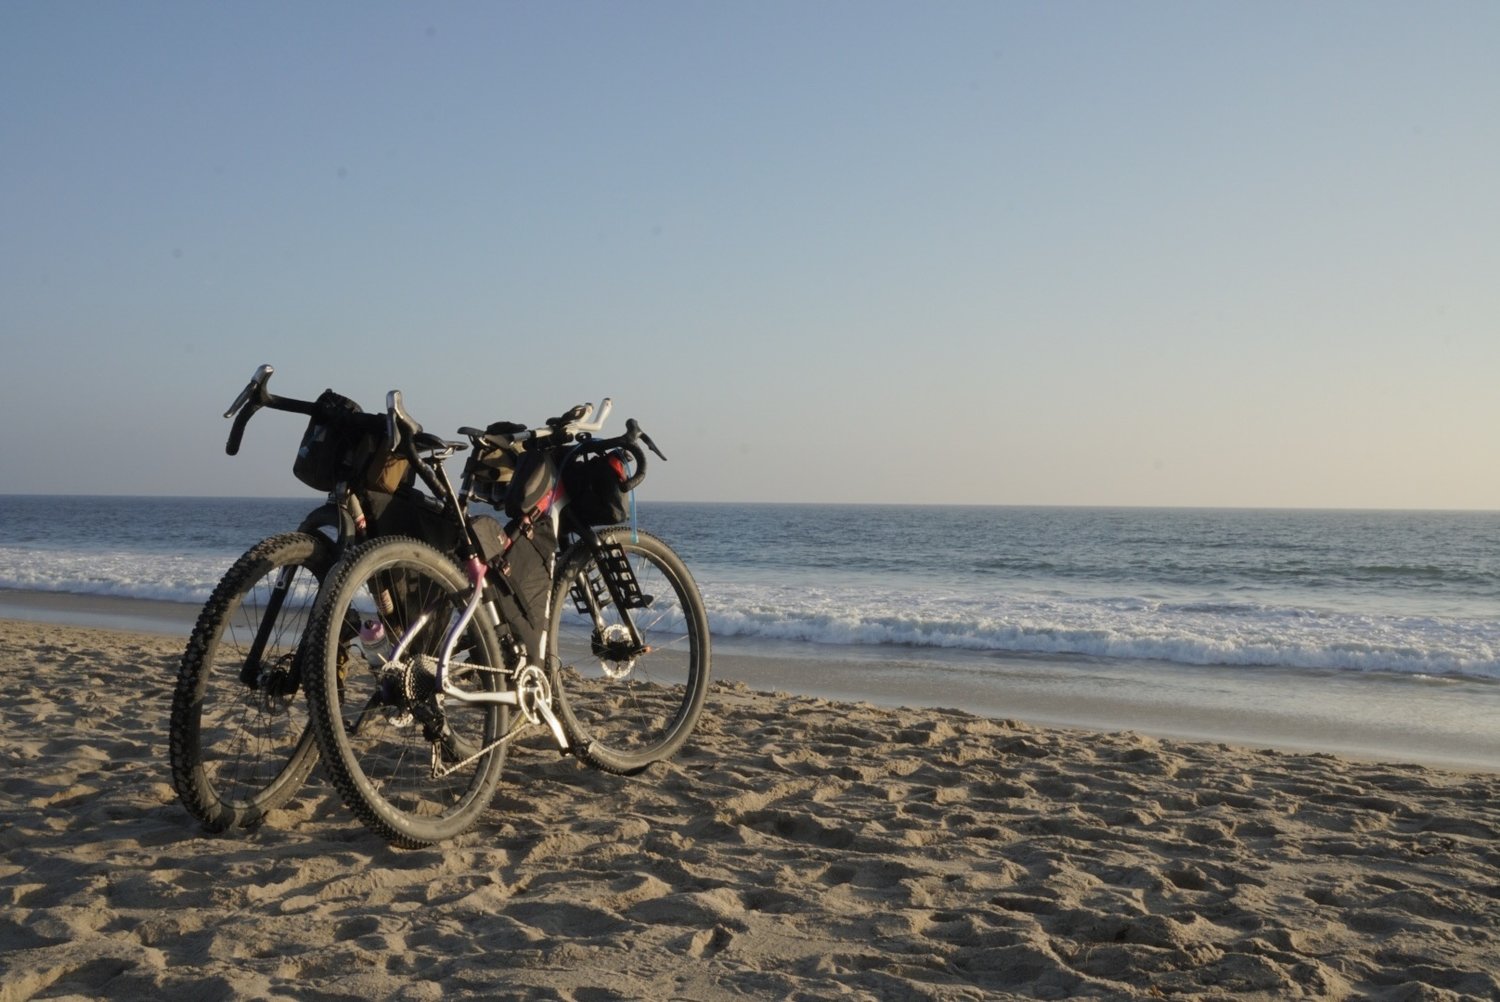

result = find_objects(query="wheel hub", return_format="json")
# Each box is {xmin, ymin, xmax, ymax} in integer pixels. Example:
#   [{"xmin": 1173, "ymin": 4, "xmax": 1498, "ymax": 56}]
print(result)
[
  {"xmin": 591, "ymin": 623, "xmax": 638, "ymax": 679},
  {"xmin": 253, "ymin": 651, "xmax": 301, "ymax": 713}
]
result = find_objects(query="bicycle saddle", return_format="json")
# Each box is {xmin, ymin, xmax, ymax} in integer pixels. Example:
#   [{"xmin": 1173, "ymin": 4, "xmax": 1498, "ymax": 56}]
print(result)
[{"xmin": 413, "ymin": 430, "xmax": 467, "ymax": 454}]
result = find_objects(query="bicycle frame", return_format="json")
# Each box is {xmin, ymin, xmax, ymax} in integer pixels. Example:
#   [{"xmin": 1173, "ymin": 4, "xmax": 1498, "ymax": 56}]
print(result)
[
  {"xmin": 294, "ymin": 383, "xmax": 705, "ymax": 845},
  {"xmin": 428, "ymin": 553, "xmax": 571, "ymax": 749},
  {"xmin": 367, "ymin": 391, "xmax": 660, "ymax": 763}
]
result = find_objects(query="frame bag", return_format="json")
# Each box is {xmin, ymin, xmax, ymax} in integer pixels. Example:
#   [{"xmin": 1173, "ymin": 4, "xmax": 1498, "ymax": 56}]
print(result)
[{"xmin": 471, "ymin": 513, "xmax": 555, "ymax": 660}]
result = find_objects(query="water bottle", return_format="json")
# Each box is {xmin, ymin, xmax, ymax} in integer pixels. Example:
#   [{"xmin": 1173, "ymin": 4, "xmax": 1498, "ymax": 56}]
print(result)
[{"xmin": 352, "ymin": 619, "xmax": 393, "ymax": 669}]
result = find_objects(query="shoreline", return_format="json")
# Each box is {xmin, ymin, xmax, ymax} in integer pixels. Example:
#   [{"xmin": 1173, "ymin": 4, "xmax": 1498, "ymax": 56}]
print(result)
[
  {"xmin": 0, "ymin": 587, "xmax": 203, "ymax": 636},
  {"xmin": 4, "ymin": 584, "xmax": 1497, "ymax": 774},
  {"xmin": 713, "ymin": 640, "xmax": 1500, "ymax": 775}
]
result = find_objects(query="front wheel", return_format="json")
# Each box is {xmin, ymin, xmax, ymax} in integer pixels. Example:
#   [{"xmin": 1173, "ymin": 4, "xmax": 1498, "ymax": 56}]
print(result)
[
  {"xmin": 304, "ymin": 537, "xmax": 510, "ymax": 848},
  {"xmin": 169, "ymin": 532, "xmax": 333, "ymax": 831},
  {"xmin": 547, "ymin": 527, "xmax": 710, "ymax": 775}
]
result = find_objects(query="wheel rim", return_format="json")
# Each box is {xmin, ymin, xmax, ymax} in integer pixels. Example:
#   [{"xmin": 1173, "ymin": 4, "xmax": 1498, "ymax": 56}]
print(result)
[
  {"xmin": 196, "ymin": 557, "xmax": 320, "ymax": 812},
  {"xmin": 552, "ymin": 541, "xmax": 703, "ymax": 764},
  {"xmin": 322, "ymin": 551, "xmax": 506, "ymax": 834}
]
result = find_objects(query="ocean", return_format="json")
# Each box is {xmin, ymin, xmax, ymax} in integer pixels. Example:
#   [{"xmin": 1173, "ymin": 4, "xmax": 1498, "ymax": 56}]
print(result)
[
  {"xmin": 3, "ymin": 495, "xmax": 1496, "ymax": 766},
  {"xmin": 3, "ymin": 496, "xmax": 1499, "ymax": 680}
]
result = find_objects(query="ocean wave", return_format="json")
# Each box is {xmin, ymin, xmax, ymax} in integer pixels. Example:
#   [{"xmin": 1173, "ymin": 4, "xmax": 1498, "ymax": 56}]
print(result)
[
  {"xmin": 5, "ymin": 541, "xmax": 1499, "ymax": 683},
  {"xmin": 700, "ymin": 584, "xmax": 1500, "ymax": 682},
  {"xmin": 0, "ymin": 548, "xmax": 227, "ymax": 604}
]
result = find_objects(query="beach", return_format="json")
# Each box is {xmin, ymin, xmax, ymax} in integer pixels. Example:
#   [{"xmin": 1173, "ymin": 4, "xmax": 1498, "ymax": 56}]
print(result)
[{"xmin": 3, "ymin": 614, "xmax": 1498, "ymax": 1001}]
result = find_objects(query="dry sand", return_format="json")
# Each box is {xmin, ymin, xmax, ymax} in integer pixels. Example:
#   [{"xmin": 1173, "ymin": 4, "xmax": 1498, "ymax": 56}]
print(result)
[{"xmin": 2, "ymin": 617, "xmax": 1498, "ymax": 1001}]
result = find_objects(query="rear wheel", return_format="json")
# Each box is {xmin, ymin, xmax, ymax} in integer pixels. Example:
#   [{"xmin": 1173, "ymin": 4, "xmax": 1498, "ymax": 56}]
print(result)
[
  {"xmin": 305, "ymin": 537, "xmax": 510, "ymax": 848},
  {"xmin": 547, "ymin": 527, "xmax": 710, "ymax": 775},
  {"xmin": 170, "ymin": 532, "xmax": 332, "ymax": 831}
]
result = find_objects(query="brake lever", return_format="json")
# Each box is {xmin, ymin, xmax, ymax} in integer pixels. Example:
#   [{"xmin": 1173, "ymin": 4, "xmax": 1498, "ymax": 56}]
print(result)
[
  {"xmin": 386, "ymin": 389, "xmax": 413, "ymax": 453},
  {"xmin": 642, "ymin": 435, "xmax": 667, "ymax": 461},
  {"xmin": 224, "ymin": 363, "xmax": 274, "ymax": 418},
  {"xmin": 633, "ymin": 422, "xmax": 667, "ymax": 461},
  {"xmin": 225, "ymin": 364, "xmax": 275, "ymax": 455}
]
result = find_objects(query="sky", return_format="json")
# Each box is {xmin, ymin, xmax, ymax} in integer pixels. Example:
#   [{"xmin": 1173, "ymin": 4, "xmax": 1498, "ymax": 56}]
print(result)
[{"xmin": 3, "ymin": 2, "xmax": 1497, "ymax": 508}]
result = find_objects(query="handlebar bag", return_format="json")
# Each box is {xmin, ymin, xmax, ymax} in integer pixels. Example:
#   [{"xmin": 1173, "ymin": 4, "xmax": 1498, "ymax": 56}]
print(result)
[
  {"xmin": 504, "ymin": 451, "xmax": 557, "ymax": 520},
  {"xmin": 293, "ymin": 390, "xmax": 369, "ymax": 491},
  {"xmin": 365, "ymin": 451, "xmax": 412, "ymax": 493},
  {"xmin": 561, "ymin": 451, "xmax": 629, "ymax": 526},
  {"xmin": 293, "ymin": 390, "xmax": 410, "ymax": 493}
]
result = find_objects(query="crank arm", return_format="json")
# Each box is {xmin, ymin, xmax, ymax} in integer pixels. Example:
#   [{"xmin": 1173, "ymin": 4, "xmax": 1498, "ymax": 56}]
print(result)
[
  {"xmin": 438, "ymin": 674, "xmax": 520, "ymax": 707},
  {"xmin": 530, "ymin": 690, "xmax": 569, "ymax": 751}
]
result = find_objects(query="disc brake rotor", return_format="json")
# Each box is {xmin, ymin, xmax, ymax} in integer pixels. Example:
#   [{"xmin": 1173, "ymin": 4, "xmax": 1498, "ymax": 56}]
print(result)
[{"xmin": 591, "ymin": 623, "xmax": 638, "ymax": 680}]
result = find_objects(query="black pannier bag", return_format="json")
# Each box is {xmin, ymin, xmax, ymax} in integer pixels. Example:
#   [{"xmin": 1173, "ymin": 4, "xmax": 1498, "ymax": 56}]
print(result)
[
  {"xmin": 561, "ymin": 450, "xmax": 630, "ymax": 526},
  {"xmin": 292, "ymin": 389, "xmax": 410, "ymax": 493},
  {"xmin": 471, "ymin": 513, "xmax": 556, "ymax": 660}
]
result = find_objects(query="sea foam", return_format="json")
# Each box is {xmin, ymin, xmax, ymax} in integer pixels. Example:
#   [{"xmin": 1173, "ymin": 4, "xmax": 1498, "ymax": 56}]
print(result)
[
  {"xmin": 5, "ymin": 498, "xmax": 1499, "ymax": 684},
  {"xmin": 700, "ymin": 582, "xmax": 1500, "ymax": 681}
]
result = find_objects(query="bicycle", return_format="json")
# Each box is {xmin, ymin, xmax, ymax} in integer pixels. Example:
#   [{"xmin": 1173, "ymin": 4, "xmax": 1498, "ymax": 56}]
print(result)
[
  {"xmin": 301, "ymin": 391, "xmax": 711, "ymax": 848},
  {"xmin": 169, "ymin": 365, "xmax": 457, "ymax": 832}
]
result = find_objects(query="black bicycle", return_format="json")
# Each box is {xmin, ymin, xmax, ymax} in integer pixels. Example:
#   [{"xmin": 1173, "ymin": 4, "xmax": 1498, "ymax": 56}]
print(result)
[
  {"xmin": 169, "ymin": 365, "xmax": 455, "ymax": 831},
  {"xmin": 302, "ymin": 392, "xmax": 711, "ymax": 847}
]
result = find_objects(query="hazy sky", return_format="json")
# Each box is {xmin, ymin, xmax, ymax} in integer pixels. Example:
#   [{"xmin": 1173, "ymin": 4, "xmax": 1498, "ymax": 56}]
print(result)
[{"xmin": 4, "ymin": 2, "xmax": 1497, "ymax": 507}]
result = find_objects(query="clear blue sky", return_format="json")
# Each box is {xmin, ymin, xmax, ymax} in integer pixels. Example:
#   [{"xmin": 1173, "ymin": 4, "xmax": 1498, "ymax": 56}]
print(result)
[{"xmin": 4, "ymin": 2, "xmax": 1497, "ymax": 507}]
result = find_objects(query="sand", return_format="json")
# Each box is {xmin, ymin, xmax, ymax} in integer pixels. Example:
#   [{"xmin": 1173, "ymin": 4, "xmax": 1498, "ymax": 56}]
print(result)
[{"xmin": 2, "ymin": 617, "xmax": 1498, "ymax": 1001}]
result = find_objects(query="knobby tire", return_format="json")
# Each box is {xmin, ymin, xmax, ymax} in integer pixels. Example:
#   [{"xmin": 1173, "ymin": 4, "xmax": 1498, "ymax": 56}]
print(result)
[
  {"xmin": 547, "ymin": 527, "xmax": 711, "ymax": 775},
  {"xmin": 169, "ymin": 531, "xmax": 333, "ymax": 831},
  {"xmin": 304, "ymin": 536, "xmax": 510, "ymax": 848}
]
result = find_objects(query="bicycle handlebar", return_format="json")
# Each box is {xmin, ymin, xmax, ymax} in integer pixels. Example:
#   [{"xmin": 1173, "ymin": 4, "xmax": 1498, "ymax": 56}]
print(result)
[
  {"xmin": 574, "ymin": 398, "xmax": 613, "ymax": 434},
  {"xmin": 458, "ymin": 398, "xmax": 668, "ymax": 496},
  {"xmin": 600, "ymin": 418, "xmax": 664, "ymax": 492},
  {"xmin": 461, "ymin": 397, "xmax": 624, "ymax": 450},
  {"xmin": 223, "ymin": 364, "xmax": 274, "ymax": 420},
  {"xmin": 224, "ymin": 364, "xmax": 274, "ymax": 454},
  {"xmin": 559, "ymin": 414, "xmax": 667, "ymax": 493},
  {"xmin": 222, "ymin": 367, "xmax": 668, "ymax": 509},
  {"xmin": 221, "ymin": 363, "xmax": 369, "ymax": 456},
  {"xmin": 384, "ymin": 389, "xmax": 460, "ymax": 504}
]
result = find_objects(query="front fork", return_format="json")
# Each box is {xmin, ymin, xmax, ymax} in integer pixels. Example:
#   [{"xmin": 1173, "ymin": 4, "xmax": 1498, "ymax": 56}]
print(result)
[
  {"xmin": 571, "ymin": 540, "xmax": 649, "ymax": 656},
  {"xmin": 239, "ymin": 564, "xmax": 298, "ymax": 689},
  {"xmin": 242, "ymin": 494, "xmax": 363, "ymax": 691}
]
